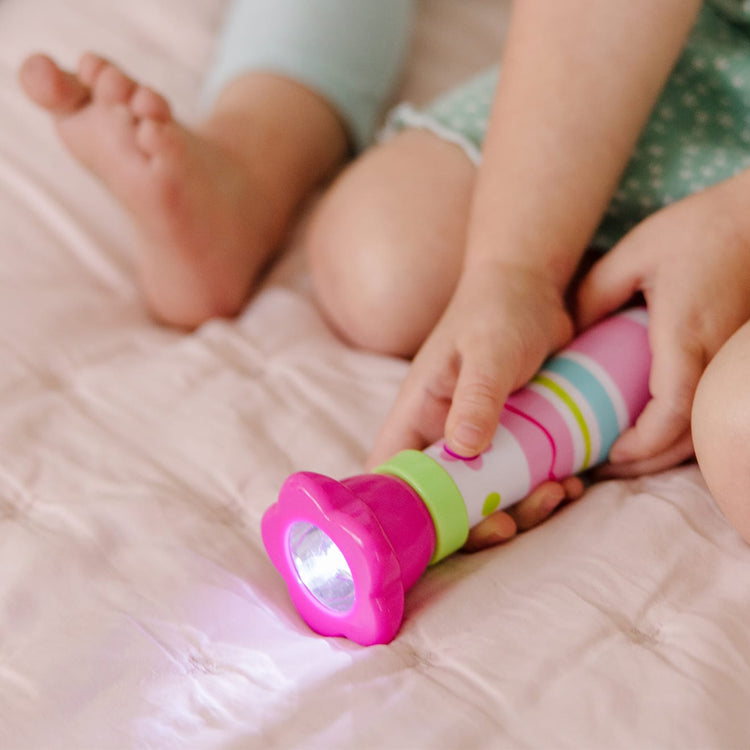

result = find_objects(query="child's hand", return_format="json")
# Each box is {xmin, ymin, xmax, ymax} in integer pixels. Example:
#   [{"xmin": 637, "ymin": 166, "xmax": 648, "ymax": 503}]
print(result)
[
  {"xmin": 366, "ymin": 258, "xmax": 576, "ymax": 548},
  {"xmin": 367, "ymin": 259, "xmax": 576, "ymax": 548},
  {"xmin": 463, "ymin": 475, "xmax": 586, "ymax": 551},
  {"xmin": 577, "ymin": 174, "xmax": 750, "ymax": 477},
  {"xmin": 368, "ymin": 258, "xmax": 573, "ymax": 466}
]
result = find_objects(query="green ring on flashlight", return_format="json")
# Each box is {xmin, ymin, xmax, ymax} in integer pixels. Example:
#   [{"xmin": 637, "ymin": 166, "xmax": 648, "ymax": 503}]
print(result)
[{"xmin": 374, "ymin": 450, "xmax": 469, "ymax": 564}]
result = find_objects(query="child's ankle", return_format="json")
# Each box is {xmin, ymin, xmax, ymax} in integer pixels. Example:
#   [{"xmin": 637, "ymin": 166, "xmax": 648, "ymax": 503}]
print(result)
[{"xmin": 203, "ymin": 73, "xmax": 348, "ymax": 194}]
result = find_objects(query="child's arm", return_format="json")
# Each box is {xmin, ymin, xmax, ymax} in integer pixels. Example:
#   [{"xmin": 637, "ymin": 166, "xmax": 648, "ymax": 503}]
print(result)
[
  {"xmin": 369, "ymin": 0, "xmax": 703, "ymax": 471},
  {"xmin": 577, "ymin": 169, "xmax": 750, "ymax": 479}
]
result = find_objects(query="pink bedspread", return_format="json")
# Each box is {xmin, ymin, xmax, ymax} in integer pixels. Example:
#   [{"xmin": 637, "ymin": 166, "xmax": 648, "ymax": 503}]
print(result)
[{"xmin": 2, "ymin": 1, "xmax": 749, "ymax": 748}]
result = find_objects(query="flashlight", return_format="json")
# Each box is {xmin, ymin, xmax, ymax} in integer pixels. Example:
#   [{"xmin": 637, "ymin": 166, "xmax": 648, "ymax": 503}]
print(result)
[{"xmin": 262, "ymin": 307, "xmax": 651, "ymax": 645}]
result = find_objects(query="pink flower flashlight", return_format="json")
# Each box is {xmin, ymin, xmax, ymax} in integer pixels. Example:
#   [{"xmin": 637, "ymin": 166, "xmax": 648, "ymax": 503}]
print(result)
[{"xmin": 262, "ymin": 308, "xmax": 652, "ymax": 645}]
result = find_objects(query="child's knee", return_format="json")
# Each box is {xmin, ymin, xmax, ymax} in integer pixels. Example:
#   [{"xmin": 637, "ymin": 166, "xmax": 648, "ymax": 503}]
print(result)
[
  {"xmin": 307, "ymin": 192, "xmax": 414, "ymax": 355},
  {"xmin": 693, "ymin": 321, "xmax": 750, "ymax": 543},
  {"xmin": 307, "ymin": 152, "xmax": 454, "ymax": 357}
]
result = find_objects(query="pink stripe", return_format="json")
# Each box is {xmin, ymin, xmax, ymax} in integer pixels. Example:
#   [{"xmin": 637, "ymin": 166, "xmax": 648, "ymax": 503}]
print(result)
[
  {"xmin": 498, "ymin": 406, "xmax": 553, "ymax": 488},
  {"xmin": 505, "ymin": 404, "xmax": 557, "ymax": 481},
  {"xmin": 568, "ymin": 315, "xmax": 651, "ymax": 423},
  {"xmin": 506, "ymin": 388, "xmax": 577, "ymax": 479}
]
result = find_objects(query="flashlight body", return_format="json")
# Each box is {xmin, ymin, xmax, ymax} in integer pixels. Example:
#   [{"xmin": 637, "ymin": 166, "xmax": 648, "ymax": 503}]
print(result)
[
  {"xmin": 374, "ymin": 306, "xmax": 651, "ymax": 562},
  {"xmin": 262, "ymin": 307, "xmax": 651, "ymax": 644}
]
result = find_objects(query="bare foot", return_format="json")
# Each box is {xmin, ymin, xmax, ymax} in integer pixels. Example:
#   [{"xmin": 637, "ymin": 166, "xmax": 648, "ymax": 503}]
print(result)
[{"xmin": 19, "ymin": 53, "xmax": 279, "ymax": 327}]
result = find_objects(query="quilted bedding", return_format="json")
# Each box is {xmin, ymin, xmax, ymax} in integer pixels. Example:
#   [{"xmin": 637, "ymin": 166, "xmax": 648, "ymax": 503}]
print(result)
[{"xmin": 1, "ymin": 1, "xmax": 750, "ymax": 748}]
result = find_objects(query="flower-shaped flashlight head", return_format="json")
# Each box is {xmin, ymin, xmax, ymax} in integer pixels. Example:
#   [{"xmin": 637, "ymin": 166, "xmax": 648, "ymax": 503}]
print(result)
[{"xmin": 261, "ymin": 471, "xmax": 436, "ymax": 646}]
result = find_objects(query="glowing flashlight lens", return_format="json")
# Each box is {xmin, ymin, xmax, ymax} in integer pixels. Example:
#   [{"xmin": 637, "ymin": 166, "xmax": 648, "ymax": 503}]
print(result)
[{"xmin": 288, "ymin": 522, "xmax": 355, "ymax": 613}]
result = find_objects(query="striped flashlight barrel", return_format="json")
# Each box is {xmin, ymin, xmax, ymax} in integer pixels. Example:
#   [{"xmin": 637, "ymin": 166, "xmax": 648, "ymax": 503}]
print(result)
[{"xmin": 422, "ymin": 308, "xmax": 652, "ymax": 528}]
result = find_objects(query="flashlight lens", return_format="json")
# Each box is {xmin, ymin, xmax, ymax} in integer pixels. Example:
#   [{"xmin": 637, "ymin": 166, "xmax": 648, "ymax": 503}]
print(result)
[{"xmin": 288, "ymin": 522, "xmax": 355, "ymax": 613}]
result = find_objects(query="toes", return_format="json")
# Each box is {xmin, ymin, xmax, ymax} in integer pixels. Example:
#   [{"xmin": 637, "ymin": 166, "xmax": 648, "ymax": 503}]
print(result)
[
  {"xmin": 131, "ymin": 86, "xmax": 171, "ymax": 122},
  {"xmin": 136, "ymin": 119, "xmax": 184, "ymax": 163},
  {"xmin": 78, "ymin": 52, "xmax": 138, "ymax": 106},
  {"xmin": 92, "ymin": 63, "xmax": 138, "ymax": 105},
  {"xmin": 78, "ymin": 54, "xmax": 171, "ymax": 122},
  {"xmin": 135, "ymin": 118, "xmax": 161, "ymax": 156},
  {"xmin": 77, "ymin": 52, "xmax": 109, "ymax": 87},
  {"xmin": 19, "ymin": 54, "xmax": 89, "ymax": 115}
]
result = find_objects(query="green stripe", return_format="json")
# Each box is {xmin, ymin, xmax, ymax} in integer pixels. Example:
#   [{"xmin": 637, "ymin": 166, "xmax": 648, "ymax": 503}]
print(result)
[{"xmin": 533, "ymin": 374, "xmax": 592, "ymax": 469}]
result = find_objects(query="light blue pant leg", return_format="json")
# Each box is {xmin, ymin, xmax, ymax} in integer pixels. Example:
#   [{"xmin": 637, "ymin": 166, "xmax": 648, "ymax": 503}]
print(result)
[{"xmin": 203, "ymin": 0, "xmax": 415, "ymax": 151}]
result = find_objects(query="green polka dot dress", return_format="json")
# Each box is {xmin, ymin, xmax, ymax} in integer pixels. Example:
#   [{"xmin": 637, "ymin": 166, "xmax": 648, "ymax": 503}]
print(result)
[{"xmin": 383, "ymin": 1, "xmax": 750, "ymax": 250}]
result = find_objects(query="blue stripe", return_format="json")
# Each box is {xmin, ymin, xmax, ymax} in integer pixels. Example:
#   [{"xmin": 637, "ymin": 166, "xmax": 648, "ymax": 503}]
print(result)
[{"xmin": 543, "ymin": 356, "xmax": 620, "ymax": 463}]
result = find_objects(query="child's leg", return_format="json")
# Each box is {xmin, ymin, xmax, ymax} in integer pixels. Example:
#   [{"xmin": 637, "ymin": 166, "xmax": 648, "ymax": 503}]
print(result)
[
  {"xmin": 306, "ymin": 67, "xmax": 498, "ymax": 357},
  {"xmin": 20, "ymin": 56, "xmax": 348, "ymax": 328},
  {"xmin": 205, "ymin": 0, "xmax": 415, "ymax": 153},
  {"xmin": 19, "ymin": 0, "xmax": 414, "ymax": 329},
  {"xmin": 692, "ymin": 320, "xmax": 750, "ymax": 542},
  {"xmin": 307, "ymin": 128, "xmax": 476, "ymax": 357}
]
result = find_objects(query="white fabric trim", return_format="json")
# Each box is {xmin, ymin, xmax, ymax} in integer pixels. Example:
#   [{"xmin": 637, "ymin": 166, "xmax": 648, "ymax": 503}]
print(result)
[{"xmin": 378, "ymin": 103, "xmax": 483, "ymax": 164}]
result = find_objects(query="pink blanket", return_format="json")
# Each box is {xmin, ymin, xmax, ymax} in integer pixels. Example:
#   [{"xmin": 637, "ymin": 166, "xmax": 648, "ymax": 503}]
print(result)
[{"xmin": 2, "ymin": 1, "xmax": 749, "ymax": 747}]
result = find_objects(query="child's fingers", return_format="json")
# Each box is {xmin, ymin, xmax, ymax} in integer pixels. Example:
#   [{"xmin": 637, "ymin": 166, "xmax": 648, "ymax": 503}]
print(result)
[
  {"xmin": 609, "ymin": 317, "xmax": 704, "ymax": 464},
  {"xmin": 366, "ymin": 413, "xmax": 425, "ymax": 470},
  {"xmin": 367, "ymin": 390, "xmax": 444, "ymax": 468},
  {"xmin": 608, "ymin": 400, "xmax": 692, "ymax": 466},
  {"xmin": 575, "ymin": 242, "xmax": 643, "ymax": 330},
  {"xmin": 508, "ymin": 480, "xmax": 570, "ymax": 532},
  {"xmin": 444, "ymin": 347, "xmax": 511, "ymax": 458},
  {"xmin": 595, "ymin": 431, "xmax": 694, "ymax": 478},
  {"xmin": 508, "ymin": 476, "xmax": 584, "ymax": 532},
  {"xmin": 464, "ymin": 477, "xmax": 585, "ymax": 551},
  {"xmin": 366, "ymin": 355, "xmax": 454, "ymax": 469},
  {"xmin": 463, "ymin": 511, "xmax": 517, "ymax": 551}
]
